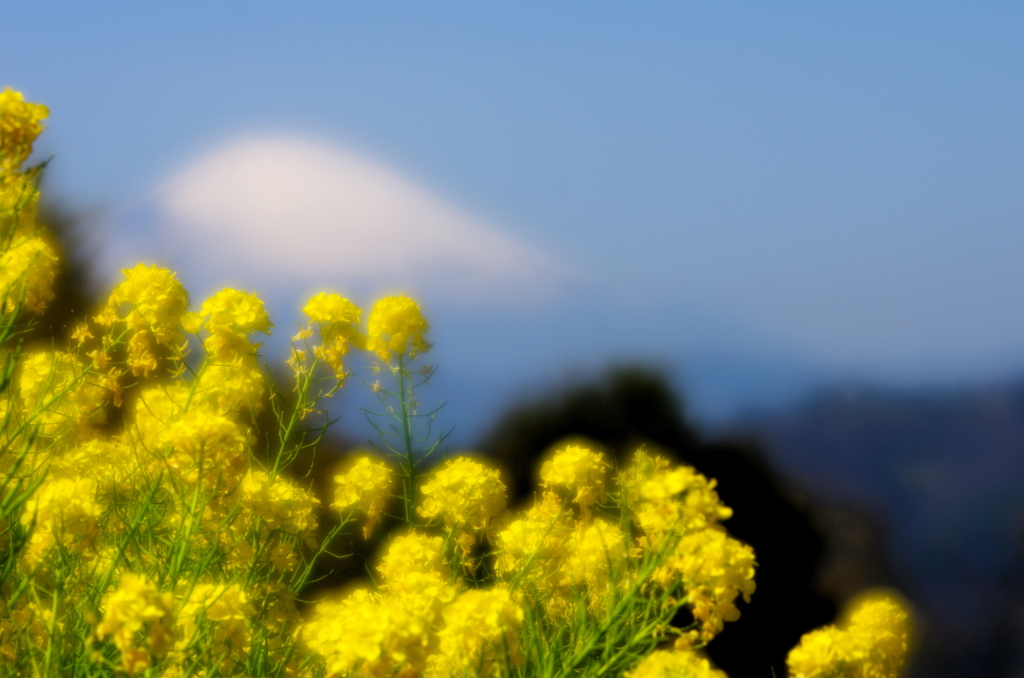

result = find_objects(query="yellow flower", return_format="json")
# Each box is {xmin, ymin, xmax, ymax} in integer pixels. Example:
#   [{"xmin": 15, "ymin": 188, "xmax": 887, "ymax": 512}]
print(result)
[
  {"xmin": 20, "ymin": 476, "xmax": 102, "ymax": 568},
  {"xmin": 365, "ymin": 294, "xmax": 430, "ymax": 362},
  {"xmin": 160, "ymin": 410, "xmax": 250, "ymax": 493},
  {"xmin": 301, "ymin": 588, "xmax": 388, "ymax": 677},
  {"xmin": 50, "ymin": 438, "xmax": 138, "ymax": 500},
  {"xmin": 302, "ymin": 292, "xmax": 364, "ymax": 382},
  {"xmin": 193, "ymin": 356, "xmax": 267, "ymax": 418},
  {"xmin": 426, "ymin": 587, "xmax": 525, "ymax": 677},
  {"xmin": 0, "ymin": 235, "xmax": 58, "ymax": 314},
  {"xmin": 96, "ymin": 573, "xmax": 176, "ymax": 675},
  {"xmin": 787, "ymin": 590, "xmax": 912, "ymax": 678},
  {"xmin": 198, "ymin": 288, "xmax": 273, "ymax": 362},
  {"xmin": 654, "ymin": 526, "xmax": 757, "ymax": 645},
  {"xmin": 0, "ymin": 173, "xmax": 40, "ymax": 242},
  {"xmin": 332, "ymin": 453, "xmax": 394, "ymax": 539},
  {"xmin": 539, "ymin": 441, "xmax": 609, "ymax": 515},
  {"xmin": 17, "ymin": 350, "xmax": 109, "ymax": 441},
  {"xmin": 624, "ymin": 456, "xmax": 733, "ymax": 541},
  {"xmin": 418, "ymin": 456, "xmax": 507, "ymax": 534},
  {"xmin": 564, "ymin": 517, "xmax": 628, "ymax": 604},
  {"xmin": 176, "ymin": 583, "xmax": 255, "ymax": 673},
  {"xmin": 377, "ymin": 531, "xmax": 452, "ymax": 595},
  {"xmin": 495, "ymin": 492, "xmax": 574, "ymax": 615},
  {"xmin": 102, "ymin": 263, "xmax": 190, "ymax": 339},
  {"xmin": 625, "ymin": 649, "xmax": 729, "ymax": 678},
  {"xmin": 99, "ymin": 264, "xmax": 190, "ymax": 375},
  {"xmin": 237, "ymin": 469, "xmax": 320, "ymax": 571},
  {"xmin": 130, "ymin": 383, "xmax": 190, "ymax": 456},
  {"xmin": 200, "ymin": 288, "xmax": 273, "ymax": 335},
  {"xmin": 303, "ymin": 586, "xmax": 438, "ymax": 678},
  {"xmin": 0, "ymin": 88, "xmax": 49, "ymax": 173},
  {"xmin": 304, "ymin": 291, "xmax": 362, "ymax": 327}
]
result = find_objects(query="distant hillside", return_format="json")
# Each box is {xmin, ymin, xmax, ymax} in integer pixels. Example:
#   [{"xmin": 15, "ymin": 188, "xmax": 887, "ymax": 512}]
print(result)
[{"xmin": 728, "ymin": 376, "xmax": 1024, "ymax": 678}]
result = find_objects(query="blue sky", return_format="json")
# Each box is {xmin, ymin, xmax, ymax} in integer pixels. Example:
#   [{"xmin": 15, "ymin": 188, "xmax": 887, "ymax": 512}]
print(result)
[{"xmin": 3, "ymin": 1, "xmax": 1022, "ymax": 438}]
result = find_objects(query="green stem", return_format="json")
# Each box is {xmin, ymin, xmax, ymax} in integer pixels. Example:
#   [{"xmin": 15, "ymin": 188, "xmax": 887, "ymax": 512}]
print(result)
[{"xmin": 397, "ymin": 354, "xmax": 416, "ymax": 525}]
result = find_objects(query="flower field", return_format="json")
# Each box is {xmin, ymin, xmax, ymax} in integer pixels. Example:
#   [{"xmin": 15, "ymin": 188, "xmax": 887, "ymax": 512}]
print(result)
[{"xmin": 1, "ymin": 89, "xmax": 911, "ymax": 677}]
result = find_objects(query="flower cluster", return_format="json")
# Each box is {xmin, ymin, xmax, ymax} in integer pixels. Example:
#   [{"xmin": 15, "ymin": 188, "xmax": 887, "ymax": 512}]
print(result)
[
  {"xmin": 787, "ymin": 591, "xmax": 912, "ymax": 678},
  {"xmin": 0, "ymin": 88, "xmax": 48, "ymax": 173},
  {"xmin": 365, "ymin": 294, "xmax": 431, "ymax": 362},
  {"xmin": 302, "ymin": 292, "xmax": 364, "ymax": 381},
  {"xmin": 540, "ymin": 441, "xmax": 609, "ymax": 515},
  {"xmin": 418, "ymin": 456, "xmax": 507, "ymax": 558},
  {"xmin": 333, "ymin": 453, "xmax": 395, "ymax": 538},
  {"xmin": 0, "ymin": 89, "xmax": 57, "ymax": 316},
  {"xmin": 625, "ymin": 649, "xmax": 728, "ymax": 678},
  {"xmin": 95, "ymin": 574, "xmax": 176, "ymax": 674}
]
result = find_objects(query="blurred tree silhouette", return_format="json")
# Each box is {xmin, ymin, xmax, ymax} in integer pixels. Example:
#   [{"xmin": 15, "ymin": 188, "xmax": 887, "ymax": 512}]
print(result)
[
  {"xmin": 28, "ymin": 193, "xmax": 102, "ymax": 344},
  {"xmin": 476, "ymin": 364, "xmax": 846, "ymax": 677}
]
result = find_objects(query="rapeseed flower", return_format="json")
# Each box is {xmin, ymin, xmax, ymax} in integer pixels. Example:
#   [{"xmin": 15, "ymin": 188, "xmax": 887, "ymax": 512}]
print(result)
[
  {"xmin": 20, "ymin": 476, "xmax": 102, "ymax": 568},
  {"xmin": 418, "ymin": 456, "xmax": 507, "ymax": 540},
  {"xmin": 176, "ymin": 583, "xmax": 255, "ymax": 674},
  {"xmin": 302, "ymin": 587, "xmax": 438, "ymax": 678},
  {"xmin": 625, "ymin": 649, "xmax": 729, "ymax": 678},
  {"xmin": 16, "ymin": 350, "xmax": 108, "ymax": 441},
  {"xmin": 0, "ymin": 235, "xmax": 58, "ymax": 314},
  {"xmin": 0, "ymin": 88, "xmax": 48, "ymax": 174},
  {"xmin": 97, "ymin": 264, "xmax": 190, "ymax": 376},
  {"xmin": 365, "ymin": 294, "xmax": 430, "ymax": 362},
  {"xmin": 237, "ymin": 469, "xmax": 320, "ymax": 570},
  {"xmin": 426, "ymin": 587, "xmax": 525, "ymax": 677},
  {"xmin": 333, "ymin": 453, "xmax": 395, "ymax": 538},
  {"xmin": 0, "ymin": 173, "xmax": 41, "ymax": 243},
  {"xmin": 632, "ymin": 464, "xmax": 733, "ymax": 541},
  {"xmin": 302, "ymin": 292, "xmax": 364, "ymax": 382},
  {"xmin": 787, "ymin": 590, "xmax": 912, "ymax": 678},
  {"xmin": 539, "ymin": 442, "xmax": 609, "ymax": 516},
  {"xmin": 378, "ymin": 531, "xmax": 453, "ymax": 597},
  {"xmin": 564, "ymin": 517, "xmax": 628, "ymax": 606},
  {"xmin": 655, "ymin": 526, "xmax": 757, "ymax": 646},
  {"xmin": 95, "ymin": 573, "xmax": 176, "ymax": 675},
  {"xmin": 161, "ymin": 410, "xmax": 249, "ymax": 494}
]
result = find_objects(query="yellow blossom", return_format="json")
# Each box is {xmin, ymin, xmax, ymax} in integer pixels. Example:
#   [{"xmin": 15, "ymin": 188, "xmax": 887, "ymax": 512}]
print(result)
[
  {"xmin": 99, "ymin": 263, "xmax": 190, "ymax": 376},
  {"xmin": 200, "ymin": 288, "xmax": 273, "ymax": 335},
  {"xmin": 50, "ymin": 438, "xmax": 138, "ymax": 500},
  {"xmin": 20, "ymin": 476, "xmax": 102, "ymax": 568},
  {"xmin": 564, "ymin": 517, "xmax": 628, "ymax": 604},
  {"xmin": 160, "ymin": 410, "xmax": 250, "ymax": 493},
  {"xmin": 654, "ymin": 526, "xmax": 757, "ymax": 645},
  {"xmin": 193, "ymin": 356, "xmax": 267, "ymax": 418},
  {"xmin": 495, "ymin": 492, "xmax": 574, "ymax": 615},
  {"xmin": 0, "ymin": 88, "xmax": 49, "ymax": 173},
  {"xmin": 0, "ymin": 235, "xmax": 58, "ymax": 314},
  {"xmin": 95, "ymin": 573, "xmax": 176, "ymax": 675},
  {"xmin": 625, "ymin": 649, "xmax": 729, "ymax": 678},
  {"xmin": 419, "ymin": 456, "xmax": 507, "ymax": 534},
  {"xmin": 235, "ymin": 469, "xmax": 320, "ymax": 572},
  {"xmin": 630, "ymin": 464, "xmax": 734, "ymax": 541},
  {"xmin": 539, "ymin": 441, "xmax": 609, "ymax": 515},
  {"xmin": 0, "ymin": 173, "xmax": 40, "ymax": 241},
  {"xmin": 365, "ymin": 294, "xmax": 430, "ymax": 363},
  {"xmin": 302, "ymin": 292, "xmax": 364, "ymax": 382},
  {"xmin": 426, "ymin": 587, "xmax": 525, "ymax": 678},
  {"xmin": 332, "ymin": 454, "xmax": 395, "ymax": 539},
  {"xmin": 17, "ymin": 350, "xmax": 108, "ymax": 441},
  {"xmin": 787, "ymin": 590, "xmax": 912, "ymax": 678},
  {"xmin": 377, "ymin": 531, "xmax": 453, "ymax": 596},
  {"xmin": 302, "ymin": 586, "xmax": 438, "ymax": 678},
  {"xmin": 176, "ymin": 583, "xmax": 255, "ymax": 674},
  {"xmin": 101, "ymin": 263, "xmax": 190, "ymax": 340}
]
